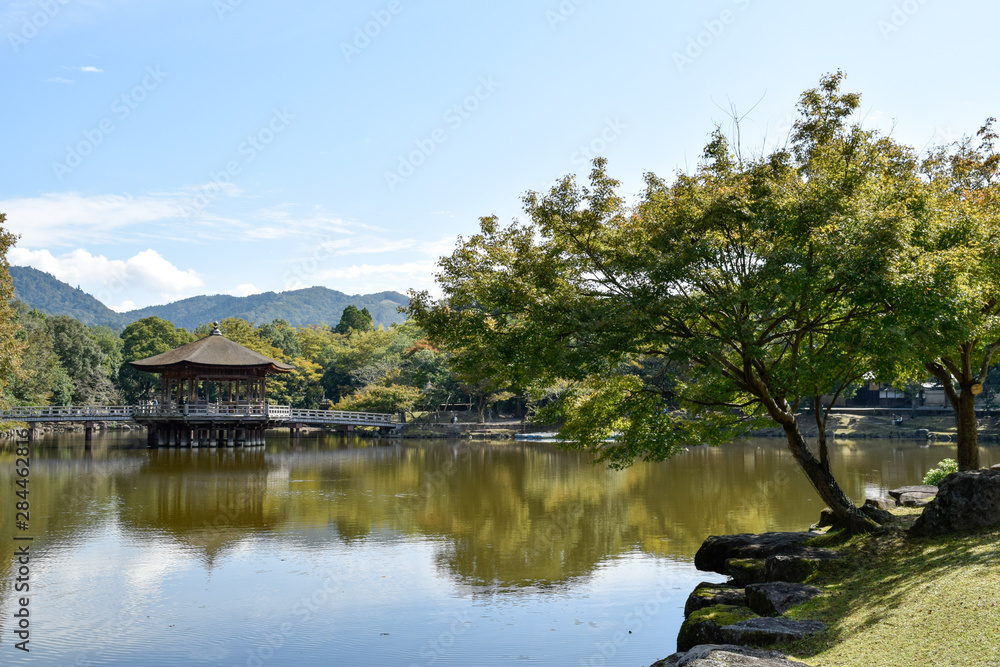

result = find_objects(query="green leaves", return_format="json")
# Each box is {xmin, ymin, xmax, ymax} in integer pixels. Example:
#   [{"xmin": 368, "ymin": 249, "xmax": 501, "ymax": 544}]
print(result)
[{"xmin": 410, "ymin": 73, "xmax": 929, "ymax": 478}]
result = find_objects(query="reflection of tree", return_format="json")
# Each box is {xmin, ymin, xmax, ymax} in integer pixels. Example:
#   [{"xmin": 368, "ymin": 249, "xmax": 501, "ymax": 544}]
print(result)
[{"xmin": 0, "ymin": 435, "xmax": 982, "ymax": 593}]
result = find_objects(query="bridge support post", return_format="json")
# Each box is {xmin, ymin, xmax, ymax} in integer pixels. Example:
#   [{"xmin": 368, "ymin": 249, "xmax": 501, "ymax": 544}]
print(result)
[
  {"xmin": 84, "ymin": 421, "xmax": 94, "ymax": 446},
  {"xmin": 191, "ymin": 428, "xmax": 200, "ymax": 448},
  {"xmin": 27, "ymin": 426, "xmax": 34, "ymax": 443},
  {"xmin": 209, "ymin": 428, "xmax": 217, "ymax": 447}
]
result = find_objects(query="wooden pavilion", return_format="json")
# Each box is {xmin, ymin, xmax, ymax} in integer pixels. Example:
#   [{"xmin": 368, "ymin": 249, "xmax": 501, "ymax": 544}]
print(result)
[{"xmin": 129, "ymin": 323, "xmax": 294, "ymax": 447}]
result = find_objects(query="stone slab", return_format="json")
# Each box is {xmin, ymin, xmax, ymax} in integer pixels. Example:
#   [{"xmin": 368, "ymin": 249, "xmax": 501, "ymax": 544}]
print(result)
[
  {"xmin": 888, "ymin": 485, "xmax": 937, "ymax": 501},
  {"xmin": 694, "ymin": 532, "xmax": 820, "ymax": 574},
  {"xmin": 685, "ymin": 582, "xmax": 748, "ymax": 618},
  {"xmin": 653, "ymin": 644, "xmax": 804, "ymax": 667},
  {"xmin": 745, "ymin": 582, "xmax": 821, "ymax": 617},
  {"xmin": 719, "ymin": 617, "xmax": 827, "ymax": 647}
]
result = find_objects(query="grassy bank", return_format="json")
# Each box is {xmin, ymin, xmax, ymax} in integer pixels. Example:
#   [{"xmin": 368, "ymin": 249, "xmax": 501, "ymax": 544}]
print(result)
[{"xmin": 784, "ymin": 512, "xmax": 1000, "ymax": 666}]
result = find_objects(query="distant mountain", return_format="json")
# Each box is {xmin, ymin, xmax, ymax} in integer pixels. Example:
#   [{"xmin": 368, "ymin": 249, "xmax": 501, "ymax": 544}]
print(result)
[
  {"xmin": 124, "ymin": 286, "xmax": 410, "ymax": 330},
  {"xmin": 10, "ymin": 266, "xmax": 410, "ymax": 331},
  {"xmin": 10, "ymin": 266, "xmax": 128, "ymax": 328}
]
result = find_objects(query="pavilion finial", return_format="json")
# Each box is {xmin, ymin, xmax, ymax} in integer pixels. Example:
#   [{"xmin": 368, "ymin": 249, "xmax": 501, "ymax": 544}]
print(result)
[{"xmin": 210, "ymin": 321, "xmax": 222, "ymax": 336}]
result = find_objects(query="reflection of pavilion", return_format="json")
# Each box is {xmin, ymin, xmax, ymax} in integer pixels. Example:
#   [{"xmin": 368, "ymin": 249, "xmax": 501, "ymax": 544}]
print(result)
[
  {"xmin": 114, "ymin": 447, "xmax": 283, "ymax": 568},
  {"xmin": 130, "ymin": 323, "xmax": 293, "ymax": 447}
]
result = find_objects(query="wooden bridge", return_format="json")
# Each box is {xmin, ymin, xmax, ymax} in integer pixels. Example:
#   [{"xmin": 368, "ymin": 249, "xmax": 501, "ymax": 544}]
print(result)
[{"xmin": 1, "ymin": 404, "xmax": 399, "ymax": 445}]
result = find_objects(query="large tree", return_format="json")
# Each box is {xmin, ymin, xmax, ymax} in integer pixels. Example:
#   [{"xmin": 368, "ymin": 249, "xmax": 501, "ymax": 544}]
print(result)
[
  {"xmin": 0, "ymin": 214, "xmax": 25, "ymax": 412},
  {"xmin": 47, "ymin": 314, "xmax": 110, "ymax": 404},
  {"xmin": 335, "ymin": 305, "xmax": 374, "ymax": 335},
  {"xmin": 898, "ymin": 122, "xmax": 1000, "ymax": 471},
  {"xmin": 411, "ymin": 74, "xmax": 925, "ymax": 532},
  {"xmin": 119, "ymin": 316, "xmax": 195, "ymax": 403}
]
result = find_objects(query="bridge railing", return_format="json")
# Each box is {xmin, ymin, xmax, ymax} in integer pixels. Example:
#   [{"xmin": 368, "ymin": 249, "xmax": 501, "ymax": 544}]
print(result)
[
  {"xmin": 0, "ymin": 404, "xmax": 397, "ymax": 426},
  {"xmin": 2, "ymin": 405, "xmax": 136, "ymax": 421},
  {"xmin": 288, "ymin": 408, "xmax": 398, "ymax": 425}
]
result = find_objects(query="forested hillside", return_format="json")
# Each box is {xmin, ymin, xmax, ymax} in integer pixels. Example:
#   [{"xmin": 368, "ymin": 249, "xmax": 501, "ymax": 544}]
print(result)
[
  {"xmin": 11, "ymin": 267, "xmax": 409, "ymax": 330},
  {"xmin": 9, "ymin": 266, "xmax": 128, "ymax": 328},
  {"xmin": 126, "ymin": 286, "xmax": 409, "ymax": 330}
]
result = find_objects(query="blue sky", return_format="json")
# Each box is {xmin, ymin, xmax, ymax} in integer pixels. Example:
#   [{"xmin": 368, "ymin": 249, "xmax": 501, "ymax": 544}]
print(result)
[{"xmin": 2, "ymin": 0, "xmax": 997, "ymax": 311}]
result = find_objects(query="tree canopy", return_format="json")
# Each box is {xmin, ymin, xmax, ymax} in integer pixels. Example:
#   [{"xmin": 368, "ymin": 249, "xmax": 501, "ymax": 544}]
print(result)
[
  {"xmin": 335, "ymin": 305, "xmax": 375, "ymax": 335},
  {"xmin": 410, "ymin": 72, "xmax": 933, "ymax": 532},
  {"xmin": 0, "ymin": 213, "xmax": 26, "ymax": 412}
]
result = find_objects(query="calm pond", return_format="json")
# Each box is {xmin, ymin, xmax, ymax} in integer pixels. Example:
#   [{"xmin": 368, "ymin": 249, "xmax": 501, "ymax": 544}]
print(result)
[{"xmin": 0, "ymin": 432, "xmax": 994, "ymax": 666}]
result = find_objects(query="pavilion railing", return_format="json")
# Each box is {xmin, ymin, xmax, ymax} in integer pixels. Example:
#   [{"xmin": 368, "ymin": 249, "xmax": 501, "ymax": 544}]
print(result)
[{"xmin": 132, "ymin": 402, "xmax": 285, "ymax": 419}]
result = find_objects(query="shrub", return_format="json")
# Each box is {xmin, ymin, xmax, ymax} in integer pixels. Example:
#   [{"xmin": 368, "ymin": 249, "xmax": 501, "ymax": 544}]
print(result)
[{"xmin": 922, "ymin": 458, "xmax": 958, "ymax": 486}]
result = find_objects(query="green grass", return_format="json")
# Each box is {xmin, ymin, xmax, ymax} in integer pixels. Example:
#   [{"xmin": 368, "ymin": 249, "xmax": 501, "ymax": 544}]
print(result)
[{"xmin": 782, "ymin": 514, "xmax": 1000, "ymax": 666}]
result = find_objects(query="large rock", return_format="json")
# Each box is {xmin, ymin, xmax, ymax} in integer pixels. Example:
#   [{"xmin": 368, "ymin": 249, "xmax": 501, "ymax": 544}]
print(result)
[
  {"xmin": 910, "ymin": 469, "xmax": 1000, "ymax": 536},
  {"xmin": 763, "ymin": 547, "xmax": 841, "ymax": 583},
  {"xmin": 653, "ymin": 644, "xmax": 804, "ymax": 667},
  {"xmin": 719, "ymin": 618, "xmax": 826, "ymax": 647},
  {"xmin": 694, "ymin": 532, "xmax": 820, "ymax": 574},
  {"xmin": 860, "ymin": 499, "xmax": 894, "ymax": 524},
  {"xmin": 725, "ymin": 559, "xmax": 768, "ymax": 586},
  {"xmin": 888, "ymin": 484, "xmax": 937, "ymax": 501},
  {"xmin": 685, "ymin": 582, "xmax": 748, "ymax": 617},
  {"xmin": 676, "ymin": 605, "xmax": 759, "ymax": 652},
  {"xmin": 745, "ymin": 582, "xmax": 821, "ymax": 616},
  {"xmin": 899, "ymin": 491, "xmax": 936, "ymax": 507}
]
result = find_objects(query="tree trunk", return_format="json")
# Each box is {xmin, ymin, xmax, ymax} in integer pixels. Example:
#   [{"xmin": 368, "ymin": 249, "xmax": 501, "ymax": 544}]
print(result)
[
  {"xmin": 926, "ymin": 360, "xmax": 981, "ymax": 472},
  {"xmin": 955, "ymin": 387, "xmax": 980, "ymax": 471},
  {"xmin": 780, "ymin": 420, "xmax": 878, "ymax": 533}
]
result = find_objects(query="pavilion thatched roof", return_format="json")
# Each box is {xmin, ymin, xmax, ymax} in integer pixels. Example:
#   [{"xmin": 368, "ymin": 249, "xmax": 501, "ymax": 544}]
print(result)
[{"xmin": 129, "ymin": 330, "xmax": 294, "ymax": 374}]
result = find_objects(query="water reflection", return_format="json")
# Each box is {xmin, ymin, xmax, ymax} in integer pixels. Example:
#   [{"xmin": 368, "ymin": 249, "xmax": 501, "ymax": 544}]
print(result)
[
  {"xmin": 0, "ymin": 433, "xmax": 993, "ymax": 666},
  {"xmin": 2, "ymin": 435, "xmax": 993, "ymax": 585}
]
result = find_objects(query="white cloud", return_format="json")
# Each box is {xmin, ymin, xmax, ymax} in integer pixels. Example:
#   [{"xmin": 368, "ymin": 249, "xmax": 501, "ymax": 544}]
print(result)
[
  {"xmin": 0, "ymin": 192, "xmax": 183, "ymax": 246},
  {"xmin": 316, "ymin": 260, "xmax": 437, "ymax": 280},
  {"xmin": 9, "ymin": 247, "xmax": 203, "ymax": 304},
  {"xmin": 232, "ymin": 283, "xmax": 262, "ymax": 297},
  {"xmin": 80, "ymin": 66, "xmax": 102, "ymax": 72},
  {"xmin": 46, "ymin": 77, "xmax": 74, "ymax": 84},
  {"xmin": 110, "ymin": 300, "xmax": 136, "ymax": 313}
]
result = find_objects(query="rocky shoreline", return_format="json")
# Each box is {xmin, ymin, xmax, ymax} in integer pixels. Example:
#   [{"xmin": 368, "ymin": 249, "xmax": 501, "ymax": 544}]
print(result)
[{"xmin": 656, "ymin": 469, "xmax": 1000, "ymax": 666}]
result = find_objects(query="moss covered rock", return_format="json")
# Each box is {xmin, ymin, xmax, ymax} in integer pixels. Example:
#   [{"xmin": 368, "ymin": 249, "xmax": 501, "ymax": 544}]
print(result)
[
  {"xmin": 676, "ymin": 604, "xmax": 759, "ymax": 652},
  {"xmin": 726, "ymin": 558, "xmax": 768, "ymax": 586},
  {"xmin": 683, "ymin": 581, "xmax": 747, "ymax": 617}
]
